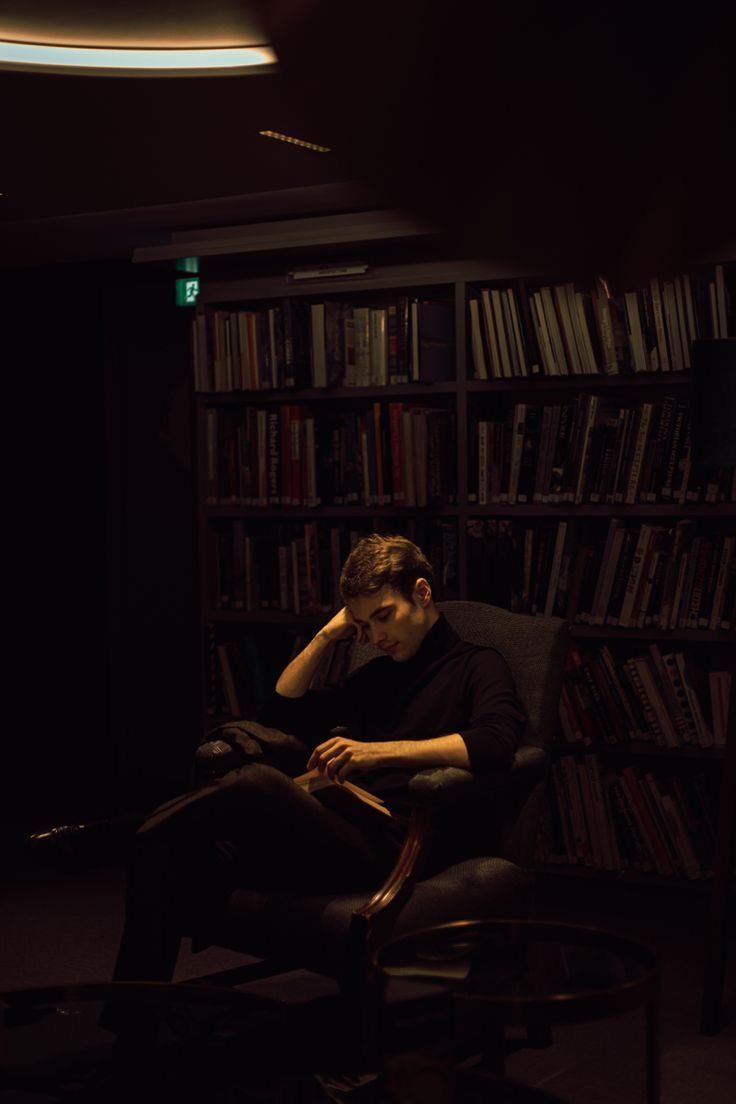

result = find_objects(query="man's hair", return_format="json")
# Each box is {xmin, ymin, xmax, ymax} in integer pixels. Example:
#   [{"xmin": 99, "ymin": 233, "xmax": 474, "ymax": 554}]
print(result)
[{"xmin": 340, "ymin": 534, "xmax": 436, "ymax": 603}]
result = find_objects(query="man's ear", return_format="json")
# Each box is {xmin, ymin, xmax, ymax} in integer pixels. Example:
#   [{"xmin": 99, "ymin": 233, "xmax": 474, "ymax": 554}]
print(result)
[{"xmin": 414, "ymin": 577, "xmax": 433, "ymax": 606}]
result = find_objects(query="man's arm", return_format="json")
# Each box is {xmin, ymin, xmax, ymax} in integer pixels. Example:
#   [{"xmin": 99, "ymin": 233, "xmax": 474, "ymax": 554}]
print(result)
[
  {"xmin": 275, "ymin": 607, "xmax": 361, "ymax": 697},
  {"xmin": 308, "ymin": 732, "xmax": 470, "ymax": 781}
]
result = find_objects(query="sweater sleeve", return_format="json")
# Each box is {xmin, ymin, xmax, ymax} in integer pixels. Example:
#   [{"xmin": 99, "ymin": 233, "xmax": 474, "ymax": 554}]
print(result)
[{"xmin": 457, "ymin": 651, "xmax": 527, "ymax": 769}]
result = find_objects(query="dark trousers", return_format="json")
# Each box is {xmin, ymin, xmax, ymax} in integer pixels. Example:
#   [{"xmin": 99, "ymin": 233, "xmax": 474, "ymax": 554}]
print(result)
[{"xmin": 108, "ymin": 759, "xmax": 404, "ymax": 992}]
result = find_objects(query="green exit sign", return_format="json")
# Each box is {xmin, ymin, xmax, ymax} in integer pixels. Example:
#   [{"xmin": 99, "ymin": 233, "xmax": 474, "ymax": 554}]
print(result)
[{"xmin": 176, "ymin": 276, "xmax": 200, "ymax": 306}]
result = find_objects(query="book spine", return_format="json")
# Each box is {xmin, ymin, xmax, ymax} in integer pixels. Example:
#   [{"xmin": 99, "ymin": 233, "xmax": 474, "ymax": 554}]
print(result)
[{"xmin": 468, "ymin": 298, "xmax": 488, "ymax": 380}]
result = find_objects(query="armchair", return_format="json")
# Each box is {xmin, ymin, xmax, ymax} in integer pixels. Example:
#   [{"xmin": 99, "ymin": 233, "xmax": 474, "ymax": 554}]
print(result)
[{"xmin": 186, "ymin": 601, "xmax": 569, "ymax": 1052}]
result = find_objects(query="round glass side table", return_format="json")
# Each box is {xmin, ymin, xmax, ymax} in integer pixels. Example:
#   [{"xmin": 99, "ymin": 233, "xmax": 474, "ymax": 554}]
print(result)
[{"xmin": 374, "ymin": 918, "xmax": 661, "ymax": 1104}]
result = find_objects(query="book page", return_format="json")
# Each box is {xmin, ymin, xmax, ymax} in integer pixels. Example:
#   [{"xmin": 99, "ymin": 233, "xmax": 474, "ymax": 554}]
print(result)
[{"xmin": 293, "ymin": 769, "xmax": 392, "ymax": 817}]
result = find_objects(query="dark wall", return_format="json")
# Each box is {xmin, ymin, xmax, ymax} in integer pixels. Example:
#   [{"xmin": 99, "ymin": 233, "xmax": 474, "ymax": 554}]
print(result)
[
  {"xmin": 104, "ymin": 268, "xmax": 202, "ymax": 813},
  {"xmin": 2, "ymin": 261, "xmax": 200, "ymax": 824}
]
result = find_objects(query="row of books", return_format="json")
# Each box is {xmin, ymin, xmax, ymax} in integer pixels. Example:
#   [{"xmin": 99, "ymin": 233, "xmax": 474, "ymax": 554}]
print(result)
[
  {"xmin": 466, "ymin": 518, "xmax": 736, "ymax": 630},
  {"xmin": 560, "ymin": 643, "xmax": 731, "ymax": 751},
  {"xmin": 193, "ymin": 296, "xmax": 455, "ymax": 392},
  {"xmin": 471, "ymin": 396, "xmax": 735, "ymax": 507},
  {"xmin": 205, "ymin": 403, "xmax": 456, "ymax": 509},
  {"xmin": 469, "ymin": 265, "xmax": 732, "ymax": 379},
  {"xmin": 538, "ymin": 756, "xmax": 719, "ymax": 879},
  {"xmin": 209, "ymin": 519, "xmax": 460, "ymax": 615},
  {"xmin": 210, "ymin": 627, "xmax": 356, "ymax": 721}
]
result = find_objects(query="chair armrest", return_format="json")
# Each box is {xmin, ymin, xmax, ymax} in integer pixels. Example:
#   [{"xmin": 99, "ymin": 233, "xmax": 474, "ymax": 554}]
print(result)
[
  {"xmin": 405, "ymin": 745, "xmax": 549, "ymax": 808},
  {"xmin": 343, "ymin": 806, "xmax": 435, "ymax": 1004}
]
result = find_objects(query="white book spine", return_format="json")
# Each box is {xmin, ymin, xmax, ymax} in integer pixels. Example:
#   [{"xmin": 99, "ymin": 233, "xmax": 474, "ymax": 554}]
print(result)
[
  {"xmin": 573, "ymin": 394, "xmax": 599, "ymax": 504},
  {"xmin": 709, "ymin": 537, "xmax": 735, "ymax": 629},
  {"xmin": 715, "ymin": 264, "xmax": 728, "ymax": 337},
  {"xmin": 353, "ymin": 306, "xmax": 371, "ymax": 386},
  {"xmin": 662, "ymin": 283, "xmax": 685, "ymax": 371},
  {"xmin": 544, "ymin": 521, "xmax": 568, "ymax": 618},
  {"xmin": 490, "ymin": 288, "xmax": 512, "ymax": 378},
  {"xmin": 310, "ymin": 303, "xmax": 327, "ymax": 387},
  {"xmin": 625, "ymin": 403, "xmax": 653, "ymax": 504},
  {"xmin": 507, "ymin": 403, "xmax": 527, "ymax": 505},
  {"xmin": 540, "ymin": 286, "xmax": 569, "ymax": 375},
  {"xmin": 505, "ymin": 289, "xmax": 529, "ymax": 376},
  {"xmin": 619, "ymin": 524, "xmax": 652, "ymax": 627},
  {"xmin": 468, "ymin": 298, "xmax": 488, "ymax": 380},
  {"xmin": 531, "ymin": 292, "xmax": 557, "ymax": 376},
  {"xmin": 480, "ymin": 289, "xmax": 503, "ymax": 379},
  {"xmin": 478, "ymin": 421, "xmax": 488, "ymax": 506},
  {"xmin": 673, "ymin": 277, "xmax": 691, "ymax": 369}
]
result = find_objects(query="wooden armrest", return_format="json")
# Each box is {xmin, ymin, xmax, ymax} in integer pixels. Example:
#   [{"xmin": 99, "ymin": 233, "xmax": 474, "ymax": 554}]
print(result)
[
  {"xmin": 342, "ymin": 805, "xmax": 435, "ymax": 1005},
  {"xmin": 354, "ymin": 806, "xmax": 435, "ymax": 928}
]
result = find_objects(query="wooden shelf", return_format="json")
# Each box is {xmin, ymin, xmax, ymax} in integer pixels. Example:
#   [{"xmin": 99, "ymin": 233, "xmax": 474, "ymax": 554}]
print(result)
[
  {"xmin": 206, "ymin": 503, "xmax": 735, "ymax": 519},
  {"xmin": 206, "ymin": 505, "xmax": 459, "ymax": 519},
  {"xmin": 468, "ymin": 373, "xmax": 693, "ymax": 392},
  {"xmin": 553, "ymin": 742, "xmax": 726, "ymax": 761},
  {"xmin": 206, "ymin": 609, "xmax": 733, "ymax": 641},
  {"xmin": 536, "ymin": 863, "xmax": 712, "ymax": 893},
  {"xmin": 466, "ymin": 503, "xmax": 736, "ymax": 518},
  {"xmin": 569, "ymin": 626, "xmax": 733, "ymax": 642},
  {"xmin": 195, "ymin": 382, "xmax": 458, "ymax": 403},
  {"xmin": 209, "ymin": 609, "xmax": 325, "ymax": 626}
]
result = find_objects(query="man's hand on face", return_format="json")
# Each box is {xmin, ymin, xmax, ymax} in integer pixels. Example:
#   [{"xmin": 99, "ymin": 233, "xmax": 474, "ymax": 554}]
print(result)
[
  {"xmin": 307, "ymin": 734, "xmax": 385, "ymax": 782},
  {"xmin": 319, "ymin": 606, "xmax": 367, "ymax": 645}
]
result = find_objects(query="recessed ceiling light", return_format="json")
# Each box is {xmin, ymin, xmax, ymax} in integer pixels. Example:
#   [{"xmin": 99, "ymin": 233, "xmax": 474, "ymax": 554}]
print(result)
[
  {"xmin": 0, "ymin": 40, "xmax": 277, "ymax": 76},
  {"xmin": 259, "ymin": 130, "xmax": 331, "ymax": 153}
]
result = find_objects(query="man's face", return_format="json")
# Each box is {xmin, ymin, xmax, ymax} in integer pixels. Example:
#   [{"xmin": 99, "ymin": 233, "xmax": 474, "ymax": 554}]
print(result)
[{"xmin": 347, "ymin": 581, "xmax": 438, "ymax": 662}]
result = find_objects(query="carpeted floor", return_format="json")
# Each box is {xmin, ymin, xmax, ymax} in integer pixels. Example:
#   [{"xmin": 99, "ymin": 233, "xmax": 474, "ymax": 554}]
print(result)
[{"xmin": 1, "ymin": 818, "xmax": 734, "ymax": 1103}]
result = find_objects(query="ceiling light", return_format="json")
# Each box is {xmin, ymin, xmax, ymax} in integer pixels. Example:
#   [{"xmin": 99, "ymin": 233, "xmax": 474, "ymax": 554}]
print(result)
[
  {"xmin": 259, "ymin": 131, "xmax": 331, "ymax": 153},
  {"xmin": 0, "ymin": 40, "xmax": 277, "ymax": 76}
]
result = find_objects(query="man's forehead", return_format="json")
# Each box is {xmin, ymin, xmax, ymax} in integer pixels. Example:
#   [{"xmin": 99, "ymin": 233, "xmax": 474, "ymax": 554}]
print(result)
[{"xmin": 348, "ymin": 586, "xmax": 401, "ymax": 621}]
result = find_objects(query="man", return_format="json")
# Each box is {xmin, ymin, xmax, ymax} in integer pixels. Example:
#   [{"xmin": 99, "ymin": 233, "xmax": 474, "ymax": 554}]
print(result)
[{"xmin": 104, "ymin": 533, "xmax": 526, "ymax": 1008}]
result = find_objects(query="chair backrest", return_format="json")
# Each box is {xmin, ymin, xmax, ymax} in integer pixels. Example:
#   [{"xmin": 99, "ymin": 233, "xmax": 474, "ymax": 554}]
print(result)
[
  {"xmin": 348, "ymin": 601, "xmax": 569, "ymax": 868},
  {"xmin": 349, "ymin": 601, "xmax": 569, "ymax": 753},
  {"xmin": 437, "ymin": 601, "xmax": 569, "ymax": 752}
]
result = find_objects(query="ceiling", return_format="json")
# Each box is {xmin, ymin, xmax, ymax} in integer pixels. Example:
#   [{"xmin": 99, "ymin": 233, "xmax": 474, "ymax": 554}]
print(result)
[
  {"xmin": 1, "ymin": 1, "xmax": 735, "ymax": 285},
  {"xmin": 0, "ymin": 2, "xmax": 378, "ymax": 267}
]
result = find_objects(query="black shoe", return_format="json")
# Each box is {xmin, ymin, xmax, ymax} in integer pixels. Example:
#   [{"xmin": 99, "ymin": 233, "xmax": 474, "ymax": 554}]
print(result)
[{"xmin": 26, "ymin": 811, "xmax": 147, "ymax": 870}]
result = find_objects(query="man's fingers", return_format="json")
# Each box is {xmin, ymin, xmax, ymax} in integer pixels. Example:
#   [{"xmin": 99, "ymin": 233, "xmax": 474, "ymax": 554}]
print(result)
[
  {"xmin": 326, "ymin": 749, "xmax": 352, "ymax": 781},
  {"xmin": 310, "ymin": 740, "xmax": 350, "ymax": 773},
  {"xmin": 308, "ymin": 737, "xmax": 342, "ymax": 770}
]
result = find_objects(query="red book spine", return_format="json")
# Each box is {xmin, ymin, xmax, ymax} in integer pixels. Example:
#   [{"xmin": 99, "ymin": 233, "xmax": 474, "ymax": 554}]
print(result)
[
  {"xmin": 389, "ymin": 402, "xmax": 405, "ymax": 504},
  {"xmin": 620, "ymin": 766, "xmax": 674, "ymax": 876},
  {"xmin": 373, "ymin": 402, "xmax": 385, "ymax": 505}
]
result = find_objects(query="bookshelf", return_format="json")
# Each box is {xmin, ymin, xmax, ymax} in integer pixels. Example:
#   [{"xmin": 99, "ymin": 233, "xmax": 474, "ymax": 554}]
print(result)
[{"xmin": 190, "ymin": 252, "xmax": 734, "ymax": 1026}]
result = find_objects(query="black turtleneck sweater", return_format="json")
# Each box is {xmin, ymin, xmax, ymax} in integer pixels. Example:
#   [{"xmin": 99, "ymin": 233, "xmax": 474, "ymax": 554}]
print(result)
[{"xmin": 259, "ymin": 614, "xmax": 527, "ymax": 788}]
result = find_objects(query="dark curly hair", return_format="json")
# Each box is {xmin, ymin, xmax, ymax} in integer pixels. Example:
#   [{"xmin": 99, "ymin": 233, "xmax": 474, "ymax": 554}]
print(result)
[{"xmin": 339, "ymin": 534, "xmax": 435, "ymax": 603}]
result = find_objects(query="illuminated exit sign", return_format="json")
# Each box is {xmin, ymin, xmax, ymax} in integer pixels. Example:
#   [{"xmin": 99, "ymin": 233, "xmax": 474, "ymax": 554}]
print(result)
[{"xmin": 176, "ymin": 276, "xmax": 200, "ymax": 306}]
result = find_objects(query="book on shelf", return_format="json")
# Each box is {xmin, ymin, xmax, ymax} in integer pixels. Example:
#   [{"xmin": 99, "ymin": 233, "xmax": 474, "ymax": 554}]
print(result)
[
  {"xmin": 545, "ymin": 759, "xmax": 715, "ymax": 878},
  {"xmin": 541, "ymin": 756, "xmax": 718, "ymax": 880},
  {"xmin": 466, "ymin": 514, "xmax": 736, "ymax": 629},
  {"xmin": 470, "ymin": 395, "xmax": 734, "ymax": 508},
  {"xmin": 205, "ymin": 402, "xmax": 457, "ymax": 510},
  {"xmin": 463, "ymin": 264, "xmax": 731, "ymax": 383},
  {"xmin": 557, "ymin": 641, "xmax": 727, "ymax": 752}
]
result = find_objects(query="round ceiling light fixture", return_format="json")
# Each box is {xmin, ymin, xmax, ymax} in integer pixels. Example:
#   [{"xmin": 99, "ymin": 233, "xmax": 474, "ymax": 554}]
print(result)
[
  {"xmin": 0, "ymin": 3, "xmax": 276, "ymax": 76},
  {"xmin": 0, "ymin": 40, "xmax": 277, "ymax": 76}
]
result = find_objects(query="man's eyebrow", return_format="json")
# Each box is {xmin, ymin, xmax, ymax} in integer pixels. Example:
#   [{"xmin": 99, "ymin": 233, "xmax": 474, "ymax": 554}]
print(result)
[{"xmin": 353, "ymin": 603, "xmax": 394, "ymax": 625}]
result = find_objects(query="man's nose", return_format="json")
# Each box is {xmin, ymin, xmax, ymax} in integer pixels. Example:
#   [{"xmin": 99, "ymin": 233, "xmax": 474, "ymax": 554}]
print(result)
[{"xmin": 370, "ymin": 624, "xmax": 386, "ymax": 646}]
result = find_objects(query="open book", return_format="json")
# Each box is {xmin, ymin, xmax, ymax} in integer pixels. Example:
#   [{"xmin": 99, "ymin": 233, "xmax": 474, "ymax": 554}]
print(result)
[{"xmin": 293, "ymin": 769, "xmax": 393, "ymax": 818}]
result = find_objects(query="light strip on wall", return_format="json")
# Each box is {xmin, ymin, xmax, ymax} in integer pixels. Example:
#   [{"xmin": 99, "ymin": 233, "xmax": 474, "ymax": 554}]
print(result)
[
  {"xmin": 0, "ymin": 40, "xmax": 277, "ymax": 76},
  {"xmin": 259, "ymin": 131, "xmax": 331, "ymax": 153}
]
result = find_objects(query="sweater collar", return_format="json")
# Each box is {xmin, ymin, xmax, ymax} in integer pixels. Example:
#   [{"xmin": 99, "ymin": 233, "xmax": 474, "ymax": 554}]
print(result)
[{"xmin": 405, "ymin": 612, "xmax": 460, "ymax": 669}]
